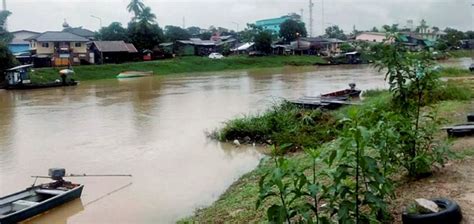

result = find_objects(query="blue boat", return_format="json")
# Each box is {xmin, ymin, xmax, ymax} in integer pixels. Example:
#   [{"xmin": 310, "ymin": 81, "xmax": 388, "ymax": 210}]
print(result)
[{"xmin": 0, "ymin": 169, "xmax": 83, "ymax": 224}]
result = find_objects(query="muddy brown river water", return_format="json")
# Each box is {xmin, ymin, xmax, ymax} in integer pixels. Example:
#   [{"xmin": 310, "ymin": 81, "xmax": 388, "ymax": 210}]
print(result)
[{"xmin": 0, "ymin": 58, "xmax": 470, "ymax": 223}]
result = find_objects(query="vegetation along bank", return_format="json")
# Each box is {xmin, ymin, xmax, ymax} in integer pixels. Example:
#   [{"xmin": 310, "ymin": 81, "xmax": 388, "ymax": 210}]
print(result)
[
  {"xmin": 30, "ymin": 56, "xmax": 324, "ymax": 83},
  {"xmin": 181, "ymin": 35, "xmax": 474, "ymax": 223}
]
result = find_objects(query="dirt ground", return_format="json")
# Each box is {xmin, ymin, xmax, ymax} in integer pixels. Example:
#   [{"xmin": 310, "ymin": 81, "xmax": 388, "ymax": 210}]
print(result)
[{"xmin": 391, "ymin": 136, "xmax": 474, "ymax": 224}]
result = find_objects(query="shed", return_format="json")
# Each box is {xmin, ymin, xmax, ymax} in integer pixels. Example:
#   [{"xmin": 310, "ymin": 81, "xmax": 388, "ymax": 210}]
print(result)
[{"xmin": 89, "ymin": 41, "xmax": 138, "ymax": 64}]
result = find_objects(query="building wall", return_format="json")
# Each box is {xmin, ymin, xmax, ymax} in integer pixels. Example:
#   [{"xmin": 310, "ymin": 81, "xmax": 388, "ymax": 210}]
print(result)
[
  {"xmin": 70, "ymin": 42, "xmax": 87, "ymax": 53},
  {"xmin": 356, "ymin": 33, "xmax": 387, "ymax": 43},
  {"xmin": 256, "ymin": 16, "xmax": 295, "ymax": 33},
  {"xmin": 36, "ymin": 41, "xmax": 54, "ymax": 54},
  {"xmin": 11, "ymin": 31, "xmax": 38, "ymax": 44}
]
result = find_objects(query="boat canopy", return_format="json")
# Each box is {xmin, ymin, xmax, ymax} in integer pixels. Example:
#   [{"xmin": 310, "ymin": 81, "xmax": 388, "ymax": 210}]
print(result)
[{"xmin": 6, "ymin": 64, "xmax": 33, "ymax": 72}]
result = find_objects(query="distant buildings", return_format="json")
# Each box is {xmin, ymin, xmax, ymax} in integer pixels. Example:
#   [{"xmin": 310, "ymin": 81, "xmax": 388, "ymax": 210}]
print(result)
[
  {"xmin": 8, "ymin": 30, "xmax": 39, "ymax": 53},
  {"xmin": 256, "ymin": 13, "xmax": 301, "ymax": 34},
  {"xmin": 355, "ymin": 32, "xmax": 391, "ymax": 43}
]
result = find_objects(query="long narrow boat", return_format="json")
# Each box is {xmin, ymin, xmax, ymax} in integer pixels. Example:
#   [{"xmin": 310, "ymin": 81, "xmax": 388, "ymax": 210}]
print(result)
[
  {"xmin": 117, "ymin": 71, "xmax": 153, "ymax": 79},
  {"xmin": 0, "ymin": 169, "xmax": 83, "ymax": 224},
  {"xmin": 321, "ymin": 88, "xmax": 361, "ymax": 98},
  {"xmin": 5, "ymin": 81, "xmax": 78, "ymax": 90}
]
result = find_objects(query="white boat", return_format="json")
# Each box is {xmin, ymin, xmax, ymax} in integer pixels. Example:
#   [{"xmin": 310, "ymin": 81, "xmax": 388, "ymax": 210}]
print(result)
[{"xmin": 116, "ymin": 71, "xmax": 153, "ymax": 78}]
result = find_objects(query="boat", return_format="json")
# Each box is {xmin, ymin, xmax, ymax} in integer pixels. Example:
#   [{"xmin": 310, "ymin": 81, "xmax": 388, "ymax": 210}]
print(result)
[
  {"xmin": 4, "ymin": 65, "xmax": 78, "ymax": 90},
  {"xmin": 116, "ymin": 71, "xmax": 153, "ymax": 78},
  {"xmin": 321, "ymin": 83, "xmax": 362, "ymax": 98},
  {"xmin": 5, "ymin": 81, "xmax": 78, "ymax": 90},
  {"xmin": 0, "ymin": 169, "xmax": 83, "ymax": 224}
]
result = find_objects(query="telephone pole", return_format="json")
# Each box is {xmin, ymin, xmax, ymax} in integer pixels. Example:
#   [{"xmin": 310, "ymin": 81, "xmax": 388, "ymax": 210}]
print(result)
[
  {"xmin": 2, "ymin": 0, "xmax": 7, "ymax": 30},
  {"xmin": 309, "ymin": 0, "xmax": 314, "ymax": 37}
]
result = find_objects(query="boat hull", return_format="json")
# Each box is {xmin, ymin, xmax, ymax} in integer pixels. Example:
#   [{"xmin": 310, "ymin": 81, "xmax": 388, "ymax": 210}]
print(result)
[
  {"xmin": 6, "ymin": 82, "xmax": 78, "ymax": 90},
  {"xmin": 0, "ymin": 185, "xmax": 83, "ymax": 224},
  {"xmin": 116, "ymin": 71, "xmax": 153, "ymax": 78}
]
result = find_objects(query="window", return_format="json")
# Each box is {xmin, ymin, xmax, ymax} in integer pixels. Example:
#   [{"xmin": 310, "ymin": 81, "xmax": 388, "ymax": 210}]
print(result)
[
  {"xmin": 75, "ymin": 43, "xmax": 82, "ymax": 47},
  {"xmin": 41, "ymin": 43, "xmax": 49, "ymax": 48}
]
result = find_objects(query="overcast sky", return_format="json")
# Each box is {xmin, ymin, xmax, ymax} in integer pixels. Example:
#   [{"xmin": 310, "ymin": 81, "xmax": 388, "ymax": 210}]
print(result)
[{"xmin": 5, "ymin": 0, "xmax": 474, "ymax": 35}]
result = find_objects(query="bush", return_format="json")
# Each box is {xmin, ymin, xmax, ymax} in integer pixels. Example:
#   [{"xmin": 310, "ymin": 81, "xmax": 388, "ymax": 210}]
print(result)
[{"xmin": 216, "ymin": 102, "xmax": 337, "ymax": 148}]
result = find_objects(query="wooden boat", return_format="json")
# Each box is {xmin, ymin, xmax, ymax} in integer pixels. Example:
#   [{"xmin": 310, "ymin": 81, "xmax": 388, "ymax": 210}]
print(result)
[
  {"xmin": 0, "ymin": 168, "xmax": 83, "ymax": 223},
  {"xmin": 442, "ymin": 124, "xmax": 474, "ymax": 137},
  {"xmin": 6, "ymin": 81, "xmax": 78, "ymax": 90},
  {"xmin": 4, "ymin": 64, "xmax": 78, "ymax": 90},
  {"xmin": 321, "ymin": 86, "xmax": 362, "ymax": 98},
  {"xmin": 0, "ymin": 183, "xmax": 83, "ymax": 223},
  {"xmin": 116, "ymin": 71, "xmax": 153, "ymax": 78}
]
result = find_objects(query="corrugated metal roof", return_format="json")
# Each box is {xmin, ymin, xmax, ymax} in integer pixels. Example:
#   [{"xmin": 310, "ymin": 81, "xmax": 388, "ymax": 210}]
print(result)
[
  {"xmin": 125, "ymin": 43, "xmax": 138, "ymax": 53},
  {"xmin": 92, "ymin": 41, "xmax": 132, "ymax": 52},
  {"xmin": 25, "ymin": 31, "xmax": 89, "ymax": 42},
  {"xmin": 64, "ymin": 27, "xmax": 95, "ymax": 38}
]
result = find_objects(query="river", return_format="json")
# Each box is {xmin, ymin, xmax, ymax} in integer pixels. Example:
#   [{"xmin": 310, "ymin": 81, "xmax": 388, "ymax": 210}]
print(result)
[{"xmin": 0, "ymin": 58, "xmax": 470, "ymax": 223}]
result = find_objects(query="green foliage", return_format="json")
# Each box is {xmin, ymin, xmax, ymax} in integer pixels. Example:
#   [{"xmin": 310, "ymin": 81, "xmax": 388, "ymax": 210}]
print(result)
[
  {"xmin": 382, "ymin": 24, "xmax": 399, "ymax": 32},
  {"xmin": 96, "ymin": 22, "xmax": 129, "ymax": 41},
  {"xmin": 0, "ymin": 42, "xmax": 18, "ymax": 82},
  {"xmin": 324, "ymin": 25, "xmax": 347, "ymax": 40},
  {"xmin": 373, "ymin": 33, "xmax": 452, "ymax": 177},
  {"xmin": 127, "ymin": 21, "xmax": 164, "ymax": 51},
  {"xmin": 0, "ymin": 11, "xmax": 13, "ymax": 43},
  {"xmin": 441, "ymin": 28, "xmax": 465, "ymax": 48},
  {"xmin": 186, "ymin": 26, "xmax": 201, "ymax": 37},
  {"xmin": 339, "ymin": 43, "xmax": 355, "ymax": 53},
  {"xmin": 216, "ymin": 102, "xmax": 336, "ymax": 148},
  {"xmin": 164, "ymin": 25, "xmax": 191, "ymax": 42},
  {"xmin": 127, "ymin": 0, "xmax": 145, "ymax": 19},
  {"xmin": 254, "ymin": 31, "xmax": 273, "ymax": 54},
  {"xmin": 279, "ymin": 20, "xmax": 307, "ymax": 43},
  {"xmin": 199, "ymin": 31, "xmax": 212, "ymax": 40}
]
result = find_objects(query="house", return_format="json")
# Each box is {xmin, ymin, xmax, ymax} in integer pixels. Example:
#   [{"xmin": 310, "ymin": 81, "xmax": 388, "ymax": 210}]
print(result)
[
  {"xmin": 8, "ymin": 30, "xmax": 39, "ymax": 53},
  {"xmin": 25, "ymin": 31, "xmax": 90, "ymax": 66},
  {"xmin": 460, "ymin": 39, "xmax": 474, "ymax": 49},
  {"xmin": 355, "ymin": 32, "xmax": 392, "ymax": 43},
  {"xmin": 231, "ymin": 42, "xmax": 255, "ymax": 54},
  {"xmin": 290, "ymin": 37, "xmax": 346, "ymax": 56},
  {"xmin": 256, "ymin": 13, "xmax": 301, "ymax": 34},
  {"xmin": 174, "ymin": 38, "xmax": 237, "ymax": 56},
  {"xmin": 63, "ymin": 27, "xmax": 96, "ymax": 40},
  {"xmin": 89, "ymin": 41, "xmax": 138, "ymax": 64}
]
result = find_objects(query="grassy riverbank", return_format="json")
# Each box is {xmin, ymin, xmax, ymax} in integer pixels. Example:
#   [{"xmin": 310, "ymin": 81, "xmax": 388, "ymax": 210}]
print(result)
[
  {"xmin": 448, "ymin": 49, "xmax": 474, "ymax": 58},
  {"xmin": 438, "ymin": 67, "xmax": 472, "ymax": 77},
  {"xmin": 180, "ymin": 77, "xmax": 474, "ymax": 223},
  {"xmin": 30, "ymin": 56, "xmax": 324, "ymax": 83}
]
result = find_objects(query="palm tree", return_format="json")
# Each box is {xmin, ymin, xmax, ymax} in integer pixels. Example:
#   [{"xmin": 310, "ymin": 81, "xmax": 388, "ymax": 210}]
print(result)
[
  {"xmin": 138, "ymin": 7, "xmax": 156, "ymax": 24},
  {"xmin": 127, "ymin": 0, "xmax": 145, "ymax": 19}
]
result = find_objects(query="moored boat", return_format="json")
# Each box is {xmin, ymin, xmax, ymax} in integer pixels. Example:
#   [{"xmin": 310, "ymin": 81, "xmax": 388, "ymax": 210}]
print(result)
[
  {"xmin": 0, "ymin": 169, "xmax": 83, "ymax": 224},
  {"xmin": 4, "ymin": 65, "xmax": 78, "ymax": 90},
  {"xmin": 321, "ymin": 83, "xmax": 361, "ymax": 98},
  {"xmin": 116, "ymin": 71, "xmax": 153, "ymax": 78}
]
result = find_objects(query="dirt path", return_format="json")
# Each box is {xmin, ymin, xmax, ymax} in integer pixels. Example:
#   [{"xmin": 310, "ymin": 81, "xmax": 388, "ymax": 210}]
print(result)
[{"xmin": 392, "ymin": 137, "xmax": 474, "ymax": 223}]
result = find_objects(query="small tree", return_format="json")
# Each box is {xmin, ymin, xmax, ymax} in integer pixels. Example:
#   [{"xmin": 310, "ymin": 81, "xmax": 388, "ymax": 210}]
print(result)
[
  {"xmin": 186, "ymin": 26, "xmax": 201, "ymax": 37},
  {"xmin": 279, "ymin": 20, "xmax": 307, "ymax": 43},
  {"xmin": 164, "ymin": 25, "xmax": 191, "ymax": 42},
  {"xmin": 0, "ymin": 11, "xmax": 13, "ymax": 43},
  {"xmin": 254, "ymin": 31, "xmax": 273, "ymax": 54},
  {"xmin": 96, "ymin": 22, "xmax": 129, "ymax": 41},
  {"xmin": 127, "ymin": 21, "xmax": 164, "ymax": 51},
  {"xmin": 325, "ymin": 25, "xmax": 347, "ymax": 40}
]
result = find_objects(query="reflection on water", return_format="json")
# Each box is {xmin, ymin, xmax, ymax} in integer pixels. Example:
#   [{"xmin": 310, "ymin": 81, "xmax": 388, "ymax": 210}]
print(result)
[
  {"xmin": 0, "ymin": 59, "xmax": 467, "ymax": 223},
  {"xmin": 22, "ymin": 199, "xmax": 84, "ymax": 224}
]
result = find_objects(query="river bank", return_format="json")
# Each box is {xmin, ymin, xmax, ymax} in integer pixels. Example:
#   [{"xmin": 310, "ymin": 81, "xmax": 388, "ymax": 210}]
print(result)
[
  {"xmin": 30, "ymin": 56, "xmax": 324, "ymax": 83},
  {"xmin": 180, "ymin": 76, "xmax": 474, "ymax": 223}
]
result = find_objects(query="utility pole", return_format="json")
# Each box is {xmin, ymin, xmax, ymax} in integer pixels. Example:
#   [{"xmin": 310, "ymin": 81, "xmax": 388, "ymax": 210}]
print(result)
[
  {"xmin": 182, "ymin": 17, "xmax": 186, "ymax": 29},
  {"xmin": 309, "ymin": 0, "xmax": 314, "ymax": 37},
  {"xmin": 321, "ymin": 0, "xmax": 325, "ymax": 35},
  {"xmin": 300, "ymin": 8, "xmax": 304, "ymax": 23},
  {"xmin": 2, "ymin": 0, "xmax": 7, "ymax": 30}
]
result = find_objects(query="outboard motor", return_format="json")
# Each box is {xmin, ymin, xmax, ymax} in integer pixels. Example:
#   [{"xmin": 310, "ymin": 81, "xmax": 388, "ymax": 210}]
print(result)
[
  {"xmin": 349, "ymin": 83, "xmax": 356, "ymax": 90},
  {"xmin": 48, "ymin": 168, "xmax": 66, "ymax": 181}
]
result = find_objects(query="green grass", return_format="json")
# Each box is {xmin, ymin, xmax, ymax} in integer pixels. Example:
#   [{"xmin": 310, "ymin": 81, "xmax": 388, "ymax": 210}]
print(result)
[
  {"xmin": 30, "ymin": 55, "xmax": 324, "ymax": 83},
  {"xmin": 181, "ymin": 83, "xmax": 474, "ymax": 223},
  {"xmin": 213, "ymin": 102, "xmax": 338, "ymax": 149},
  {"xmin": 437, "ymin": 67, "xmax": 472, "ymax": 77},
  {"xmin": 447, "ymin": 49, "xmax": 474, "ymax": 58}
]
